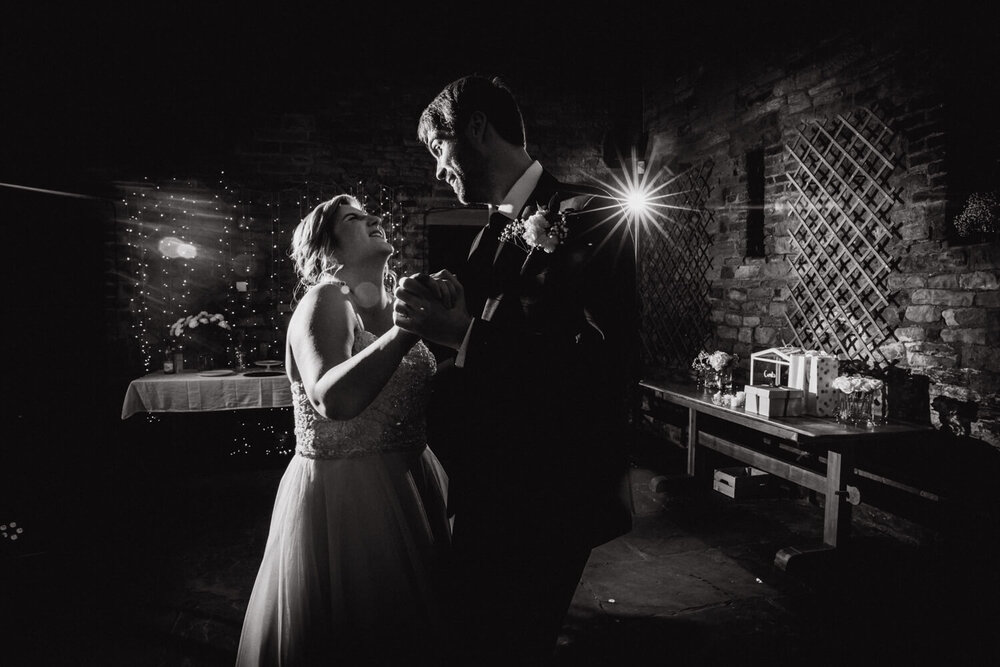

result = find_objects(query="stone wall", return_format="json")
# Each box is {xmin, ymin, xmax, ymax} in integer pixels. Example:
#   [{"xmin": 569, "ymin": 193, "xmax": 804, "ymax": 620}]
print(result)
[{"xmin": 638, "ymin": 13, "xmax": 1000, "ymax": 449}]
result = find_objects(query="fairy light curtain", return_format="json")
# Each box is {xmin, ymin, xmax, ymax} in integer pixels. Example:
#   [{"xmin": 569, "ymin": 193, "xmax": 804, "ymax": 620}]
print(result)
[
  {"xmin": 119, "ymin": 176, "xmax": 283, "ymax": 370},
  {"xmin": 120, "ymin": 175, "xmax": 408, "ymax": 374}
]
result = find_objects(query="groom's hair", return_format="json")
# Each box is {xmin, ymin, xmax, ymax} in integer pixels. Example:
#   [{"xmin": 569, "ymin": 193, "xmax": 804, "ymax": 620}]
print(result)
[{"xmin": 418, "ymin": 74, "xmax": 526, "ymax": 148}]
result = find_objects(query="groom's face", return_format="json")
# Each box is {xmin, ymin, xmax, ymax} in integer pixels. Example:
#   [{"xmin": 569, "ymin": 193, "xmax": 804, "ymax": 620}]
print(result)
[{"xmin": 427, "ymin": 127, "xmax": 488, "ymax": 205}]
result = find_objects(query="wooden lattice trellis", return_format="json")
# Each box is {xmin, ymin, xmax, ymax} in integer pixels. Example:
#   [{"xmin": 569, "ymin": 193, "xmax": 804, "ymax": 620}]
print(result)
[
  {"xmin": 638, "ymin": 159, "xmax": 715, "ymax": 369},
  {"xmin": 784, "ymin": 107, "xmax": 899, "ymax": 367}
]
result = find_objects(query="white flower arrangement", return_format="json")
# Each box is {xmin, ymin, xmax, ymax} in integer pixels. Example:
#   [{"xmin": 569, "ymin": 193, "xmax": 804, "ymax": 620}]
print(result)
[
  {"xmin": 169, "ymin": 311, "xmax": 231, "ymax": 337},
  {"xmin": 501, "ymin": 205, "xmax": 572, "ymax": 253},
  {"xmin": 707, "ymin": 350, "xmax": 738, "ymax": 372},
  {"xmin": 831, "ymin": 375, "xmax": 883, "ymax": 395},
  {"xmin": 691, "ymin": 350, "xmax": 711, "ymax": 372}
]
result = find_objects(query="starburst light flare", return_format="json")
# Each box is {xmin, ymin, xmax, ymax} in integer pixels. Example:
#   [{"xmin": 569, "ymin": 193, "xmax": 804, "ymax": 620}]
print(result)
[{"xmin": 579, "ymin": 147, "xmax": 704, "ymax": 266}]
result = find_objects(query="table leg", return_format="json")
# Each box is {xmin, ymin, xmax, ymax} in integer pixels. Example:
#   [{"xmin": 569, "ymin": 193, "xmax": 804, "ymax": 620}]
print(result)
[
  {"xmin": 824, "ymin": 448, "xmax": 854, "ymax": 547},
  {"xmin": 686, "ymin": 407, "xmax": 698, "ymax": 477},
  {"xmin": 774, "ymin": 446, "xmax": 855, "ymax": 571}
]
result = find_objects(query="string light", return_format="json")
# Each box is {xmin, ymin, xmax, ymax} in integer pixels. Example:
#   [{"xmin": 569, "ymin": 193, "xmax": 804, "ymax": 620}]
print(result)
[{"xmin": 121, "ymin": 172, "xmax": 407, "ymax": 455}]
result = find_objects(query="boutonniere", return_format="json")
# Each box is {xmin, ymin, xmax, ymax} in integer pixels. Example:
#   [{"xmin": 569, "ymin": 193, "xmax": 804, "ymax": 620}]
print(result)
[{"xmin": 500, "ymin": 197, "xmax": 574, "ymax": 254}]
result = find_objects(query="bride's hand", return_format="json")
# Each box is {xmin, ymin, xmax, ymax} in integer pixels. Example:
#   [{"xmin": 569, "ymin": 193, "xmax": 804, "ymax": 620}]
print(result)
[
  {"xmin": 427, "ymin": 269, "xmax": 460, "ymax": 310},
  {"xmin": 407, "ymin": 271, "xmax": 460, "ymax": 309},
  {"xmin": 393, "ymin": 272, "xmax": 469, "ymax": 349}
]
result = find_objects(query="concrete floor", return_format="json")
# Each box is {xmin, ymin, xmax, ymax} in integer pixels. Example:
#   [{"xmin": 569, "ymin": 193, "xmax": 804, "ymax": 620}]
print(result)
[{"xmin": 3, "ymin": 426, "xmax": 995, "ymax": 666}]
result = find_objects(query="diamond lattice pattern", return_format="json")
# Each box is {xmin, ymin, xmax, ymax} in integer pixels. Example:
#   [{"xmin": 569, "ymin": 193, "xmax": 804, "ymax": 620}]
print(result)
[
  {"xmin": 638, "ymin": 160, "xmax": 715, "ymax": 369},
  {"xmin": 784, "ymin": 107, "xmax": 899, "ymax": 366}
]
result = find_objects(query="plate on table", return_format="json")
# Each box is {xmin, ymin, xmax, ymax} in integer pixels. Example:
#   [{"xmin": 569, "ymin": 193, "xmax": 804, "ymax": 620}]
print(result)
[
  {"xmin": 242, "ymin": 370, "xmax": 285, "ymax": 377},
  {"xmin": 198, "ymin": 369, "xmax": 236, "ymax": 377}
]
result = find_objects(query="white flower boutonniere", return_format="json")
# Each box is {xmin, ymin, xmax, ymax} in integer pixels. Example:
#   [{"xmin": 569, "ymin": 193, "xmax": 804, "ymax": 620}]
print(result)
[{"xmin": 500, "ymin": 205, "xmax": 572, "ymax": 253}]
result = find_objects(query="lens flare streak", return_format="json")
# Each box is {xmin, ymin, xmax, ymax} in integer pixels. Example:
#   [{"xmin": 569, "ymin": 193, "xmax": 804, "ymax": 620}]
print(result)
[{"xmin": 580, "ymin": 150, "xmax": 705, "ymax": 261}]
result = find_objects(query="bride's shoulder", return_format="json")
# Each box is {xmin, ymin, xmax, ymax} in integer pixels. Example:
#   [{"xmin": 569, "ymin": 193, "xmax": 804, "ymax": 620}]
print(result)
[
  {"xmin": 291, "ymin": 283, "xmax": 355, "ymax": 328},
  {"xmin": 296, "ymin": 281, "xmax": 350, "ymax": 307}
]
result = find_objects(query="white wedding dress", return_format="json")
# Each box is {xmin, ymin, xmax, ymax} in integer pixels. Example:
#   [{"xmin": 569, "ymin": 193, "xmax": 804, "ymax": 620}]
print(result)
[{"xmin": 236, "ymin": 324, "xmax": 450, "ymax": 666}]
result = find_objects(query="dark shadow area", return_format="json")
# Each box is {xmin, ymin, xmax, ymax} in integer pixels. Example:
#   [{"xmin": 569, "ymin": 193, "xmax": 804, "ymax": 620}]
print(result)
[
  {"xmin": 746, "ymin": 147, "xmax": 766, "ymax": 258},
  {"xmin": 3, "ymin": 423, "xmax": 996, "ymax": 666},
  {"xmin": 940, "ymin": 10, "xmax": 1000, "ymax": 244},
  {"xmin": 2, "ymin": 405, "xmax": 291, "ymax": 665},
  {"xmin": 586, "ymin": 429, "xmax": 995, "ymax": 667},
  {"xmin": 426, "ymin": 222, "xmax": 482, "ymax": 275}
]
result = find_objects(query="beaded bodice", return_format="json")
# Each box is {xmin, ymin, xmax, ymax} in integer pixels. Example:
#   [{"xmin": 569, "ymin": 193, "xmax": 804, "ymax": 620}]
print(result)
[{"xmin": 291, "ymin": 330, "xmax": 435, "ymax": 459}]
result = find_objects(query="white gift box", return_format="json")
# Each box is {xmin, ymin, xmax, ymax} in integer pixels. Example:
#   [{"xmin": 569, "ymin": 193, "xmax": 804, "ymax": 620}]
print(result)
[
  {"xmin": 788, "ymin": 351, "xmax": 839, "ymax": 417},
  {"xmin": 744, "ymin": 385, "xmax": 804, "ymax": 417}
]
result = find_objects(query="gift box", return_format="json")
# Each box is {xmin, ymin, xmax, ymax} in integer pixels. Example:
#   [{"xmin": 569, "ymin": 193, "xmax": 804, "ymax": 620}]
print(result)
[
  {"xmin": 744, "ymin": 385, "xmax": 804, "ymax": 417},
  {"xmin": 713, "ymin": 466, "xmax": 777, "ymax": 499},
  {"xmin": 788, "ymin": 351, "xmax": 839, "ymax": 416}
]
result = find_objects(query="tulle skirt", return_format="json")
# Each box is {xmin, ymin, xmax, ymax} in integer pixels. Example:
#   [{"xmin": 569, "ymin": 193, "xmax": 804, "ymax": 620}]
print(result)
[{"xmin": 236, "ymin": 446, "xmax": 451, "ymax": 666}]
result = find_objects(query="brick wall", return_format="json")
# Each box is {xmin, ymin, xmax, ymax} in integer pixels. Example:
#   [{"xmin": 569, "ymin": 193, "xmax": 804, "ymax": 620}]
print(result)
[
  {"xmin": 639, "ymin": 16, "xmax": 1000, "ymax": 450},
  {"xmin": 107, "ymin": 71, "xmax": 620, "ymax": 380},
  {"xmin": 231, "ymin": 76, "xmax": 617, "ymax": 198}
]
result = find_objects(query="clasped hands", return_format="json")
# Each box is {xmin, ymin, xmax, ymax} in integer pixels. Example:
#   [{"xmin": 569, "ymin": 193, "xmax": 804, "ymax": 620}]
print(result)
[{"xmin": 393, "ymin": 270, "xmax": 471, "ymax": 350}]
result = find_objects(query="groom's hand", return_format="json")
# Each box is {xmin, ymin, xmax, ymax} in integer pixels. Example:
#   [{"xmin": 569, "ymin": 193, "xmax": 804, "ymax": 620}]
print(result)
[{"xmin": 393, "ymin": 270, "xmax": 471, "ymax": 350}]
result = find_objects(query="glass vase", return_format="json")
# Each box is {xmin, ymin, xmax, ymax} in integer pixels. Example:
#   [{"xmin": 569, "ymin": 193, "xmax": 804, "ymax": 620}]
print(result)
[
  {"xmin": 703, "ymin": 369, "xmax": 719, "ymax": 392},
  {"xmin": 704, "ymin": 367, "xmax": 734, "ymax": 393},
  {"xmin": 836, "ymin": 390, "xmax": 875, "ymax": 427},
  {"xmin": 718, "ymin": 367, "xmax": 734, "ymax": 393},
  {"xmin": 172, "ymin": 344, "xmax": 185, "ymax": 373}
]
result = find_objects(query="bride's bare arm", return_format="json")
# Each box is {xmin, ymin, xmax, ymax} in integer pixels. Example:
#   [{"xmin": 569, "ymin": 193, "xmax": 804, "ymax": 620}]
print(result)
[{"xmin": 289, "ymin": 284, "xmax": 418, "ymax": 420}]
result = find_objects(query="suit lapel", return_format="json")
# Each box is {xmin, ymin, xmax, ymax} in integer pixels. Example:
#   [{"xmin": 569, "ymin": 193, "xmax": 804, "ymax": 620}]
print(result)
[
  {"xmin": 465, "ymin": 170, "xmax": 581, "ymax": 311},
  {"xmin": 513, "ymin": 170, "xmax": 563, "ymax": 278}
]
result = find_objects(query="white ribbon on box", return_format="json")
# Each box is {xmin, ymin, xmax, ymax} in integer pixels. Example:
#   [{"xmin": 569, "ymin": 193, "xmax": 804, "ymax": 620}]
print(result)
[{"xmin": 788, "ymin": 351, "xmax": 839, "ymax": 416}]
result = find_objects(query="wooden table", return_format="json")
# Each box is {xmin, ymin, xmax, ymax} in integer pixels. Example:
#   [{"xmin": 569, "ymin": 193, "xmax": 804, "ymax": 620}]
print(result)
[{"xmin": 639, "ymin": 379, "xmax": 933, "ymax": 569}]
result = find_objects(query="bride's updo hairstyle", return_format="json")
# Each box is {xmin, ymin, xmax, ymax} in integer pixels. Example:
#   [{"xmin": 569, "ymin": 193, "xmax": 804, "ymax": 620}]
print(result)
[{"xmin": 290, "ymin": 194, "xmax": 395, "ymax": 303}]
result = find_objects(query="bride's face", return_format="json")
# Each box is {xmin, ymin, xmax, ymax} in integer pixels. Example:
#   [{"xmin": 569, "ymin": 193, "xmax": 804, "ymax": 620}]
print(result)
[{"xmin": 330, "ymin": 204, "xmax": 391, "ymax": 264}]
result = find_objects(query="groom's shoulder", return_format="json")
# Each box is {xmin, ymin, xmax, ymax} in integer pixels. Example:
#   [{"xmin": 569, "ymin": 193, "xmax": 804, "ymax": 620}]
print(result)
[
  {"xmin": 554, "ymin": 181, "xmax": 615, "ymax": 215},
  {"xmin": 555, "ymin": 180, "xmax": 612, "ymax": 201}
]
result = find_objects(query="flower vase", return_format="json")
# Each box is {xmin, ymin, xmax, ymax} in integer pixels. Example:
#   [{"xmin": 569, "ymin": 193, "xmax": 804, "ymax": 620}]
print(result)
[
  {"xmin": 718, "ymin": 367, "xmax": 734, "ymax": 393},
  {"xmin": 836, "ymin": 390, "xmax": 875, "ymax": 427},
  {"xmin": 232, "ymin": 347, "xmax": 247, "ymax": 372},
  {"xmin": 703, "ymin": 369, "xmax": 720, "ymax": 392},
  {"xmin": 704, "ymin": 367, "xmax": 734, "ymax": 393},
  {"xmin": 172, "ymin": 345, "xmax": 185, "ymax": 373}
]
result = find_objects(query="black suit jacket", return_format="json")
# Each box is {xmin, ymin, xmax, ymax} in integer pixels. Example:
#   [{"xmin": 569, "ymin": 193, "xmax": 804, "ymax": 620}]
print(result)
[{"xmin": 427, "ymin": 169, "xmax": 636, "ymax": 551}]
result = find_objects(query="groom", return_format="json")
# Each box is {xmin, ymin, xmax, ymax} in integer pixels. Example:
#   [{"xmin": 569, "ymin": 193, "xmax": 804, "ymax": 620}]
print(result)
[{"xmin": 394, "ymin": 74, "xmax": 636, "ymax": 666}]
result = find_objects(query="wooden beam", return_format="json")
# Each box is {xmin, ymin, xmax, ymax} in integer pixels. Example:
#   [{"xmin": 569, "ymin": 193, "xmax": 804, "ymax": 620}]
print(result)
[{"xmin": 697, "ymin": 432, "xmax": 826, "ymax": 493}]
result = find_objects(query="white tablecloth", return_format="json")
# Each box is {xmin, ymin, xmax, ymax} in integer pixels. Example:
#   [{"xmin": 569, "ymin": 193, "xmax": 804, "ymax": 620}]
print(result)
[{"xmin": 121, "ymin": 369, "xmax": 293, "ymax": 419}]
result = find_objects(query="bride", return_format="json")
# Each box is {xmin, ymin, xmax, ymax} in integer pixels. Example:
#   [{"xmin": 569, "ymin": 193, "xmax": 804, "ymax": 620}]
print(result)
[{"xmin": 236, "ymin": 195, "xmax": 452, "ymax": 666}]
